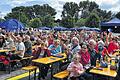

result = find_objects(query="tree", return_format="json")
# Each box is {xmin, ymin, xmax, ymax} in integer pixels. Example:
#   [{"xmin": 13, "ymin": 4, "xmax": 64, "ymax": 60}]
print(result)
[
  {"xmin": 4, "ymin": 4, "xmax": 56, "ymax": 27},
  {"xmin": 115, "ymin": 12, "xmax": 120, "ymax": 19},
  {"xmin": 62, "ymin": 2, "xmax": 79, "ymax": 18},
  {"xmin": 85, "ymin": 13, "xmax": 100, "ymax": 28},
  {"xmin": 79, "ymin": 0, "xmax": 112, "ymax": 21},
  {"xmin": 88, "ymin": 1, "xmax": 99, "ymax": 12},
  {"xmin": 0, "ymin": 18, "xmax": 4, "ymax": 22},
  {"xmin": 40, "ymin": 14, "xmax": 55, "ymax": 27},
  {"xmin": 60, "ymin": 16, "xmax": 75, "ymax": 28},
  {"xmin": 5, "ymin": 12, "xmax": 29, "ymax": 27},
  {"xmin": 75, "ymin": 18, "xmax": 87, "ymax": 27},
  {"xmin": 97, "ymin": 9, "xmax": 112, "ymax": 21},
  {"xmin": 33, "ymin": 4, "xmax": 56, "ymax": 18},
  {"xmin": 79, "ymin": 0, "xmax": 99, "ymax": 18},
  {"xmin": 28, "ymin": 18, "xmax": 42, "ymax": 28},
  {"xmin": 79, "ymin": 0, "xmax": 89, "ymax": 13},
  {"xmin": 61, "ymin": 2, "xmax": 79, "ymax": 27}
]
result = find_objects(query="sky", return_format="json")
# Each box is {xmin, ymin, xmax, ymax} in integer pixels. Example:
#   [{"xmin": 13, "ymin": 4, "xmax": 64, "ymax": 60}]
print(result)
[{"xmin": 0, "ymin": 0, "xmax": 120, "ymax": 19}]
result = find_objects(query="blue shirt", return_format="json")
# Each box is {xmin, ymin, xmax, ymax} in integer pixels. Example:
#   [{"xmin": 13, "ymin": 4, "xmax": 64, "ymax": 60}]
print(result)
[{"xmin": 48, "ymin": 44, "xmax": 62, "ymax": 55}]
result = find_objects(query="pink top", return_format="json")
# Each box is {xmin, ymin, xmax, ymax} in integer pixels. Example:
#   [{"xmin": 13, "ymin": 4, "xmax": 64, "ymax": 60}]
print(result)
[{"xmin": 67, "ymin": 62, "xmax": 84, "ymax": 77}]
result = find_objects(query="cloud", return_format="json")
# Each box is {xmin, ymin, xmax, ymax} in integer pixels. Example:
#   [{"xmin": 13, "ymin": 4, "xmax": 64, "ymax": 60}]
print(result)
[
  {"xmin": 90, "ymin": 0, "xmax": 120, "ymax": 12},
  {"xmin": 0, "ymin": 0, "xmax": 120, "ymax": 19}
]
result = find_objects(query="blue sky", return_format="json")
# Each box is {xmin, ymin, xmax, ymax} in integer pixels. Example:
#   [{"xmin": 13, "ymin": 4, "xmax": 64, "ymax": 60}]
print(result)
[{"xmin": 0, "ymin": 0, "xmax": 120, "ymax": 19}]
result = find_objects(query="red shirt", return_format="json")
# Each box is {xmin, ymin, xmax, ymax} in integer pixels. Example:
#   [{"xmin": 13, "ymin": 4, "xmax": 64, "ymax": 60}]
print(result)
[
  {"xmin": 78, "ymin": 50, "xmax": 90, "ymax": 66},
  {"xmin": 95, "ymin": 44, "xmax": 108, "ymax": 56},
  {"xmin": 48, "ymin": 39, "xmax": 53, "ymax": 46},
  {"xmin": 108, "ymin": 41, "xmax": 119, "ymax": 54}
]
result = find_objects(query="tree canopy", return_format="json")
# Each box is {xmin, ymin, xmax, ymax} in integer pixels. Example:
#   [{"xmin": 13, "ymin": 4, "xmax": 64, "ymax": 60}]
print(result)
[{"xmin": 3, "ymin": 1, "xmax": 118, "ymax": 28}]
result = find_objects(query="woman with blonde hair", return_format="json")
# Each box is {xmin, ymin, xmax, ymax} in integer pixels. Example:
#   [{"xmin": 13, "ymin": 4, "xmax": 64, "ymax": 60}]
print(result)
[{"xmin": 67, "ymin": 55, "xmax": 85, "ymax": 80}]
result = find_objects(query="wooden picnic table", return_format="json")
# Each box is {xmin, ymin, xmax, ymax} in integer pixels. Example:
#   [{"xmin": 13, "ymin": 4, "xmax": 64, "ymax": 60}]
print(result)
[
  {"xmin": 32, "ymin": 53, "xmax": 67, "ymax": 80},
  {"xmin": 90, "ymin": 65, "xmax": 117, "ymax": 79}
]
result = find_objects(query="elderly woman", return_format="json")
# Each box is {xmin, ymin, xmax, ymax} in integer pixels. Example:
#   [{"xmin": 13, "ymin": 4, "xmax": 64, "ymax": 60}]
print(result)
[
  {"xmin": 68, "ymin": 37, "xmax": 81, "ymax": 61},
  {"xmin": 95, "ymin": 40, "xmax": 108, "ymax": 57},
  {"xmin": 48, "ymin": 39, "xmax": 62, "ymax": 55},
  {"xmin": 70, "ymin": 37, "xmax": 81, "ymax": 54},
  {"xmin": 76, "ymin": 44, "xmax": 90, "ymax": 67},
  {"xmin": 88, "ymin": 39, "xmax": 97, "ymax": 66}
]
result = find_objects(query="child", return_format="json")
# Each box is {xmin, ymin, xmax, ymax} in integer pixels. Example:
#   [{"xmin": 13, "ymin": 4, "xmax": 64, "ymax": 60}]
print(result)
[{"xmin": 67, "ymin": 55, "xmax": 85, "ymax": 80}]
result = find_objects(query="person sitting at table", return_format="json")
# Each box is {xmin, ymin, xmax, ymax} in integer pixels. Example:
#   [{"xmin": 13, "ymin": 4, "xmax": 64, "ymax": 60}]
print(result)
[
  {"xmin": 60, "ymin": 39, "xmax": 68, "ymax": 53},
  {"xmin": 24, "ymin": 35, "xmax": 32, "ymax": 57},
  {"xmin": 67, "ymin": 55, "xmax": 92, "ymax": 80},
  {"xmin": 108, "ymin": 37, "xmax": 119, "ymax": 54},
  {"xmin": 76, "ymin": 44, "xmax": 90, "ymax": 68},
  {"xmin": 48, "ymin": 39, "xmax": 62, "ymax": 55},
  {"xmin": 68, "ymin": 37, "xmax": 81, "ymax": 61},
  {"xmin": 47, "ymin": 34, "xmax": 54, "ymax": 46},
  {"xmin": 95, "ymin": 40, "xmax": 110, "ymax": 60},
  {"xmin": 5, "ymin": 32, "xmax": 14, "ymax": 48},
  {"xmin": 33, "ymin": 42, "xmax": 50, "ymax": 80},
  {"xmin": 32, "ymin": 42, "xmax": 48, "ymax": 59},
  {"xmin": 10, "ymin": 36, "xmax": 25, "ymax": 60},
  {"xmin": 0, "ymin": 34, "xmax": 8, "ymax": 56},
  {"xmin": 95, "ymin": 40, "xmax": 107, "ymax": 56},
  {"xmin": 88, "ymin": 39, "xmax": 97, "ymax": 66}
]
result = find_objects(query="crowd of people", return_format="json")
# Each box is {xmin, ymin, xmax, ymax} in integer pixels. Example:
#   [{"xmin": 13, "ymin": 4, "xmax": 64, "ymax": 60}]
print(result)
[{"xmin": 0, "ymin": 28, "xmax": 120, "ymax": 80}]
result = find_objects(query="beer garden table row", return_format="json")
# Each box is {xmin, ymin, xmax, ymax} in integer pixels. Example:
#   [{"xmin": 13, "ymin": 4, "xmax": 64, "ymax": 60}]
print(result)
[
  {"xmin": 90, "ymin": 50, "xmax": 120, "ymax": 80},
  {"xmin": 32, "ymin": 53, "xmax": 67, "ymax": 80},
  {"xmin": 0, "ymin": 47, "xmax": 119, "ymax": 80}
]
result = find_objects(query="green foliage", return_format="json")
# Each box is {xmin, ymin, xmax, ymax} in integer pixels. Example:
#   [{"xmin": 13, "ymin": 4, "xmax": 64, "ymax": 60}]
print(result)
[
  {"xmin": 4, "ymin": 4, "xmax": 56, "ymax": 27},
  {"xmin": 33, "ymin": 4, "xmax": 56, "ymax": 17},
  {"xmin": 116, "ymin": 12, "xmax": 120, "ymax": 19},
  {"xmin": 61, "ymin": 0, "xmax": 112, "ymax": 28},
  {"xmin": 60, "ymin": 16, "xmax": 75, "ymax": 28},
  {"xmin": 62, "ymin": 2, "xmax": 79, "ymax": 18},
  {"xmin": 75, "ymin": 18, "xmax": 87, "ymax": 27},
  {"xmin": 28, "ymin": 18, "xmax": 42, "ymax": 28},
  {"xmin": 61, "ymin": 2, "xmax": 79, "ymax": 27},
  {"xmin": 40, "ymin": 14, "xmax": 55, "ymax": 27},
  {"xmin": 85, "ymin": 13, "xmax": 100, "ymax": 28},
  {"xmin": 3, "ymin": 1, "xmax": 113, "ymax": 28},
  {"xmin": 0, "ymin": 18, "xmax": 5, "ymax": 22},
  {"xmin": 79, "ymin": 0, "xmax": 112, "ymax": 23}
]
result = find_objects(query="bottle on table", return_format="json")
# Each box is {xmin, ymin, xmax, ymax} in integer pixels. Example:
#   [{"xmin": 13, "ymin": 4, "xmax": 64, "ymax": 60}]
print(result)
[
  {"xmin": 96, "ymin": 58, "xmax": 100, "ymax": 68},
  {"xmin": 111, "ymin": 58, "xmax": 116, "ymax": 66}
]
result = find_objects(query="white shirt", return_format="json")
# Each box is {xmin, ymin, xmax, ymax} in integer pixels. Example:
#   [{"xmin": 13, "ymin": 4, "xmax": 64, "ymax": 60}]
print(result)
[{"xmin": 16, "ymin": 42, "xmax": 25, "ymax": 58}]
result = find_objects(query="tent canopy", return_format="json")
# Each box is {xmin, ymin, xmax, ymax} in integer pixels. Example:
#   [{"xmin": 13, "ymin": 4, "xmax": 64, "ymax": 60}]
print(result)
[
  {"xmin": 0, "ymin": 19, "xmax": 24, "ymax": 31},
  {"xmin": 38, "ymin": 26, "xmax": 51, "ymax": 30},
  {"xmin": 77, "ymin": 26, "xmax": 91, "ymax": 30},
  {"xmin": 89, "ymin": 28, "xmax": 100, "ymax": 32},
  {"xmin": 100, "ymin": 18, "xmax": 120, "ymax": 26},
  {"xmin": 53, "ymin": 26, "xmax": 67, "ymax": 31}
]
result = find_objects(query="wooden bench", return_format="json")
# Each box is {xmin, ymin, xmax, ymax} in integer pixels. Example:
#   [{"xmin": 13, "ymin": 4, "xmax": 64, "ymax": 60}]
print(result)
[
  {"xmin": 53, "ymin": 70, "xmax": 69, "ymax": 79},
  {"xmin": 22, "ymin": 65, "xmax": 37, "ymax": 80},
  {"xmin": 8, "ymin": 56, "xmax": 34, "ymax": 73},
  {"xmin": 20, "ymin": 56, "xmax": 33, "ymax": 67}
]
